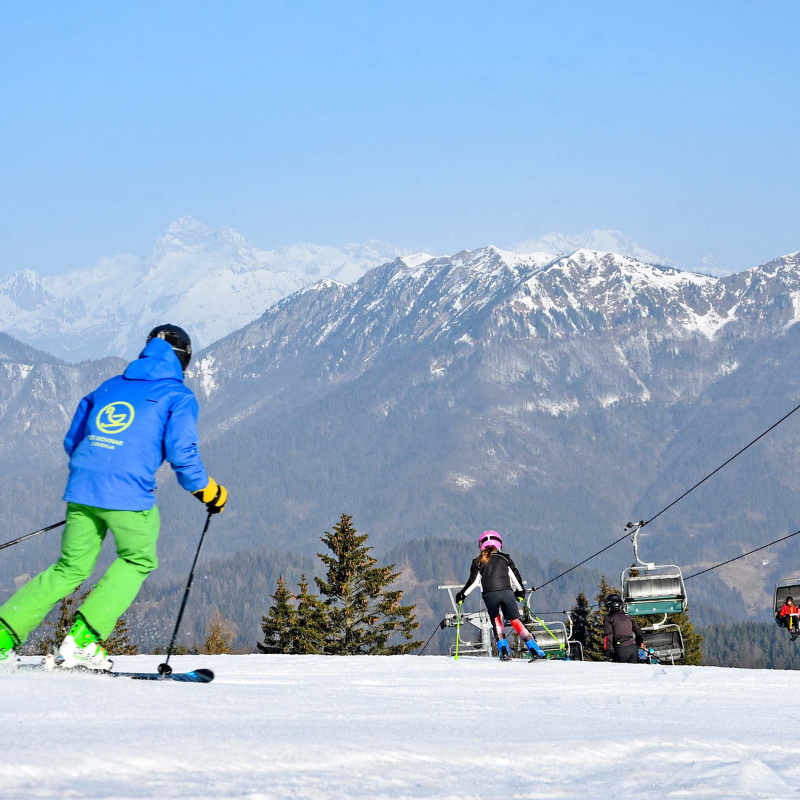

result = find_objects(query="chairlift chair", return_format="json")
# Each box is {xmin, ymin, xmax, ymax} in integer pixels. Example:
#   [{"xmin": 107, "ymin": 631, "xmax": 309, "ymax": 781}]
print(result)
[
  {"xmin": 438, "ymin": 585, "xmax": 493, "ymax": 657},
  {"xmin": 523, "ymin": 592, "xmax": 582, "ymax": 660},
  {"xmin": 640, "ymin": 620, "xmax": 685, "ymax": 664},
  {"xmin": 621, "ymin": 522, "xmax": 688, "ymax": 616},
  {"xmin": 773, "ymin": 577, "xmax": 800, "ymax": 634}
]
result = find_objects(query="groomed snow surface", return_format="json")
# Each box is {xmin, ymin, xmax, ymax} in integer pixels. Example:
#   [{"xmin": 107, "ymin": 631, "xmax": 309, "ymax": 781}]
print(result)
[{"xmin": 2, "ymin": 655, "xmax": 798, "ymax": 799}]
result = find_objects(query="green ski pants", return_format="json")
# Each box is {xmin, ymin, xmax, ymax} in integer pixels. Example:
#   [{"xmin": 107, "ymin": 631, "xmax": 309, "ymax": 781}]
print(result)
[{"xmin": 0, "ymin": 502, "xmax": 159, "ymax": 642}]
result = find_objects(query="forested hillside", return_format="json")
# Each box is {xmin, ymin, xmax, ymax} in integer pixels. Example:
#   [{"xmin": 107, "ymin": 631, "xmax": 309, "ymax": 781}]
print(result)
[{"xmin": 701, "ymin": 622, "xmax": 800, "ymax": 670}]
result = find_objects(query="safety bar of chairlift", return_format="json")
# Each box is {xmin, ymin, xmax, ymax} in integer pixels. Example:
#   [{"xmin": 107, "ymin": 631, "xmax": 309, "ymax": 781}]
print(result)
[
  {"xmin": 438, "ymin": 585, "xmax": 464, "ymax": 616},
  {"xmin": 517, "ymin": 590, "xmax": 570, "ymax": 652},
  {"xmin": 641, "ymin": 627, "xmax": 685, "ymax": 665},
  {"xmin": 640, "ymin": 613, "xmax": 670, "ymax": 631}
]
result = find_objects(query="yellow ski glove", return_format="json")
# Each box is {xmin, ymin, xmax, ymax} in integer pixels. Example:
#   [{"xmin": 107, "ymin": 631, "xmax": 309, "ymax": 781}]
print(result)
[{"xmin": 192, "ymin": 477, "xmax": 228, "ymax": 514}]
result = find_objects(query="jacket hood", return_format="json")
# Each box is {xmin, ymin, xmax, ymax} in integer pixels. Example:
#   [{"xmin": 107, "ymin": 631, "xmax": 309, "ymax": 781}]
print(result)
[{"xmin": 123, "ymin": 337, "xmax": 185, "ymax": 382}]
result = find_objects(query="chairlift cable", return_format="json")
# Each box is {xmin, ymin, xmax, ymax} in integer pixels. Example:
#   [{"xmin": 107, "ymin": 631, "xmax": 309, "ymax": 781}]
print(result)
[
  {"xmin": 535, "ymin": 399, "xmax": 800, "ymax": 591},
  {"xmin": 684, "ymin": 527, "xmax": 800, "ymax": 582},
  {"xmin": 642, "ymin": 399, "xmax": 800, "ymax": 529},
  {"xmin": 534, "ymin": 530, "xmax": 633, "ymax": 591}
]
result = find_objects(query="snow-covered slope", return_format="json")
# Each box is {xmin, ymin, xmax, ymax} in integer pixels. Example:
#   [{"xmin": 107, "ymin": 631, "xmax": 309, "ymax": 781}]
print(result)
[
  {"xmin": 2, "ymin": 655, "xmax": 798, "ymax": 799},
  {"xmin": 0, "ymin": 217, "xmax": 430, "ymax": 360}
]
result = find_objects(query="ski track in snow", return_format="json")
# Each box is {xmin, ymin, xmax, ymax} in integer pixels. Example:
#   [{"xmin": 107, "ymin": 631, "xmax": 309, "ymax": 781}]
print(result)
[{"xmin": 2, "ymin": 655, "xmax": 799, "ymax": 799}]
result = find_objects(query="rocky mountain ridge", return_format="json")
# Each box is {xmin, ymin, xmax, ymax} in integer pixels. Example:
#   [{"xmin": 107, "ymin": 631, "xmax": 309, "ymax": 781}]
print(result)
[{"xmin": 192, "ymin": 246, "xmax": 800, "ymax": 419}]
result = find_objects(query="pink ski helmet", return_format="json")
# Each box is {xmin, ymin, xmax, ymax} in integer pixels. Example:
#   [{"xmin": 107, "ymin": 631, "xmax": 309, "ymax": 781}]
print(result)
[{"xmin": 479, "ymin": 530, "xmax": 503, "ymax": 551}]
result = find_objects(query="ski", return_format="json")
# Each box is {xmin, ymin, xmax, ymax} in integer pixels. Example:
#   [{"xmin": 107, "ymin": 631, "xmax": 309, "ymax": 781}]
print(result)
[
  {"xmin": 111, "ymin": 668, "xmax": 214, "ymax": 683},
  {"xmin": 16, "ymin": 663, "xmax": 214, "ymax": 683}
]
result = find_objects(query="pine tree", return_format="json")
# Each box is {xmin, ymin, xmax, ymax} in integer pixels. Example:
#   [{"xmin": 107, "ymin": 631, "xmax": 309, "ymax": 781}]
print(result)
[
  {"xmin": 104, "ymin": 615, "xmax": 139, "ymax": 655},
  {"xmin": 202, "ymin": 610, "xmax": 236, "ymax": 654},
  {"xmin": 569, "ymin": 591, "xmax": 592, "ymax": 656},
  {"xmin": 257, "ymin": 576, "xmax": 296, "ymax": 654},
  {"xmin": 34, "ymin": 591, "xmax": 82, "ymax": 655},
  {"xmin": 290, "ymin": 574, "xmax": 329, "ymax": 654},
  {"xmin": 30, "ymin": 589, "xmax": 138, "ymax": 655},
  {"xmin": 315, "ymin": 513, "xmax": 422, "ymax": 655},
  {"xmin": 583, "ymin": 576, "xmax": 619, "ymax": 661}
]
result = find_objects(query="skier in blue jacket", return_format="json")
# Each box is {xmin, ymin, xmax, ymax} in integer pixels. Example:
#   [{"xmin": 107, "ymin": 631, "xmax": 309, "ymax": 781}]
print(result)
[{"xmin": 0, "ymin": 325, "xmax": 227, "ymax": 670}]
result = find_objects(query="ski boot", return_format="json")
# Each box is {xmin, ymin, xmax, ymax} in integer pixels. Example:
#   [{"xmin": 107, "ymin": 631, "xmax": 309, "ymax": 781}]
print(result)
[
  {"xmin": 0, "ymin": 623, "xmax": 19, "ymax": 670},
  {"xmin": 54, "ymin": 616, "xmax": 112, "ymax": 672},
  {"xmin": 526, "ymin": 639, "xmax": 547, "ymax": 661},
  {"xmin": 497, "ymin": 638, "xmax": 513, "ymax": 662}
]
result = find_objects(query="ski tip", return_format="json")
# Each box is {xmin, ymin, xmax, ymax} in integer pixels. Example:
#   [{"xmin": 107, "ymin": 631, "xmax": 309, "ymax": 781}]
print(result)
[{"xmin": 191, "ymin": 668, "xmax": 215, "ymax": 682}]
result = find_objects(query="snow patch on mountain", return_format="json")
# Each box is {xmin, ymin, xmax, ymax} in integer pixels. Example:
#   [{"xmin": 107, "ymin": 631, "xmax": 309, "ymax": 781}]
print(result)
[{"xmin": 511, "ymin": 229, "xmax": 676, "ymax": 268}]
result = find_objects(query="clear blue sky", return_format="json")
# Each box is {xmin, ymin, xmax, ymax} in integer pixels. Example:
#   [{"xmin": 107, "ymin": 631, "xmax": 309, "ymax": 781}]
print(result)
[{"xmin": 1, "ymin": 1, "xmax": 798, "ymax": 276}]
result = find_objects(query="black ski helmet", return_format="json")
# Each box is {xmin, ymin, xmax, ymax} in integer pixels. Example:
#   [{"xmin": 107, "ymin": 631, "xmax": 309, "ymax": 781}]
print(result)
[
  {"xmin": 147, "ymin": 324, "xmax": 192, "ymax": 370},
  {"xmin": 605, "ymin": 593, "xmax": 623, "ymax": 612}
]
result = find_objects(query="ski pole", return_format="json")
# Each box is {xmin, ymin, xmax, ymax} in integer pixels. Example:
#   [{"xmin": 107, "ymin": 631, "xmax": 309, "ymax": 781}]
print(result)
[
  {"xmin": 525, "ymin": 596, "xmax": 562, "ymax": 647},
  {"xmin": 0, "ymin": 520, "xmax": 66, "ymax": 552},
  {"xmin": 454, "ymin": 601, "xmax": 463, "ymax": 660},
  {"xmin": 158, "ymin": 511, "xmax": 213, "ymax": 677}
]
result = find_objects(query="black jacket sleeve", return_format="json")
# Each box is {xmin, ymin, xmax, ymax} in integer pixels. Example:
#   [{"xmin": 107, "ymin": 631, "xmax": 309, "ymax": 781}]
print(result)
[
  {"xmin": 505, "ymin": 555, "xmax": 525, "ymax": 592},
  {"xmin": 459, "ymin": 558, "xmax": 482, "ymax": 598},
  {"xmin": 631, "ymin": 617, "xmax": 644, "ymax": 645},
  {"xmin": 603, "ymin": 615, "xmax": 613, "ymax": 650}
]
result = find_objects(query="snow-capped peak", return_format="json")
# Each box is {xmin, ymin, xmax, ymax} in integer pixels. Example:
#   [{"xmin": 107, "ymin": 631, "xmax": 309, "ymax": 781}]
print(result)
[
  {"xmin": 164, "ymin": 215, "xmax": 211, "ymax": 239},
  {"xmin": 304, "ymin": 277, "xmax": 348, "ymax": 292},
  {"xmin": 398, "ymin": 253, "xmax": 435, "ymax": 269},
  {"xmin": 511, "ymin": 230, "xmax": 676, "ymax": 268},
  {"xmin": 0, "ymin": 219, "xmax": 425, "ymax": 360}
]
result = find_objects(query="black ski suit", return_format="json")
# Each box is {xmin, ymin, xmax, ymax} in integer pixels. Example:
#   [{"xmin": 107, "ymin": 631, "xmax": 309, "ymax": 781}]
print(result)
[
  {"xmin": 457, "ymin": 552, "xmax": 531, "ymax": 644},
  {"xmin": 457, "ymin": 552, "xmax": 525, "ymax": 605},
  {"xmin": 603, "ymin": 609, "xmax": 644, "ymax": 664}
]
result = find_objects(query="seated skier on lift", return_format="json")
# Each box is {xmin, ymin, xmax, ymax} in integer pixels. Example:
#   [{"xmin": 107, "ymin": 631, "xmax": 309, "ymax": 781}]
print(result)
[
  {"xmin": 778, "ymin": 595, "xmax": 800, "ymax": 641},
  {"xmin": 603, "ymin": 593, "xmax": 645, "ymax": 663},
  {"xmin": 0, "ymin": 324, "xmax": 228, "ymax": 671},
  {"xmin": 455, "ymin": 531, "xmax": 547, "ymax": 662}
]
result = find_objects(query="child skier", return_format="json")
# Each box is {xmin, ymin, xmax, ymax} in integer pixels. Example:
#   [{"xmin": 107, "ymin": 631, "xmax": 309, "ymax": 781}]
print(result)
[
  {"xmin": 779, "ymin": 595, "xmax": 800, "ymax": 640},
  {"xmin": 455, "ymin": 531, "xmax": 546, "ymax": 661},
  {"xmin": 0, "ymin": 324, "xmax": 227, "ymax": 670}
]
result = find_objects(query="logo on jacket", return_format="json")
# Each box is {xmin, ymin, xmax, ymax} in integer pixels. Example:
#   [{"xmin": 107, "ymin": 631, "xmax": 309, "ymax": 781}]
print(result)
[{"xmin": 96, "ymin": 402, "xmax": 135, "ymax": 434}]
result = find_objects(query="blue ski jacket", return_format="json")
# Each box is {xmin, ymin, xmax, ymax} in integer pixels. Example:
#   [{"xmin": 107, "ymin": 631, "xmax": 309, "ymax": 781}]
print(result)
[{"xmin": 63, "ymin": 337, "xmax": 209, "ymax": 511}]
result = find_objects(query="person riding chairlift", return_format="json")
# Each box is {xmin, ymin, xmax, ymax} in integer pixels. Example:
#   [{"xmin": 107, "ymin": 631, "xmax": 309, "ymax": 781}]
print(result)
[
  {"xmin": 779, "ymin": 595, "xmax": 800, "ymax": 641},
  {"xmin": 603, "ymin": 592, "xmax": 645, "ymax": 663},
  {"xmin": 455, "ymin": 531, "xmax": 546, "ymax": 662}
]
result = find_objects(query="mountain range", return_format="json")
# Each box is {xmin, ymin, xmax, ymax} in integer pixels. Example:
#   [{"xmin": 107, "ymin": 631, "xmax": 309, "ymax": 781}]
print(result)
[
  {"xmin": 0, "ymin": 219, "xmax": 689, "ymax": 362},
  {"xmin": 2, "ymin": 242, "xmax": 800, "ymax": 648}
]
